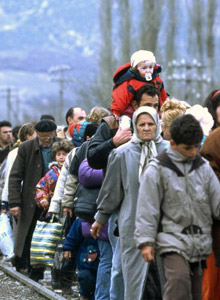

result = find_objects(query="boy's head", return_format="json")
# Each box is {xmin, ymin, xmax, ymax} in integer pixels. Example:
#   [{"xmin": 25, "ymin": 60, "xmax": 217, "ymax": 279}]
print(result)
[
  {"xmin": 170, "ymin": 114, "xmax": 203, "ymax": 160},
  {"xmin": 131, "ymin": 50, "xmax": 156, "ymax": 81},
  {"xmin": 52, "ymin": 140, "xmax": 74, "ymax": 167}
]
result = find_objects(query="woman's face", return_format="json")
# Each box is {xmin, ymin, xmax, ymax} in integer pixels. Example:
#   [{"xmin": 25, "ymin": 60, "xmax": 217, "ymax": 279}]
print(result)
[{"xmin": 136, "ymin": 113, "xmax": 157, "ymax": 141}]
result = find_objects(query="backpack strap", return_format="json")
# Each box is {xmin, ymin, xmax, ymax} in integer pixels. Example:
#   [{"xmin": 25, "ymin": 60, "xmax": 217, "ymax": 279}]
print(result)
[{"xmin": 156, "ymin": 150, "xmax": 205, "ymax": 177}]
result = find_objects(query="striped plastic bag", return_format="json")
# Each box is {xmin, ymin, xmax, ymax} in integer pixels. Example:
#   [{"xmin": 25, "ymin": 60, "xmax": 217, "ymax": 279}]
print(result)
[{"xmin": 30, "ymin": 214, "xmax": 63, "ymax": 267}]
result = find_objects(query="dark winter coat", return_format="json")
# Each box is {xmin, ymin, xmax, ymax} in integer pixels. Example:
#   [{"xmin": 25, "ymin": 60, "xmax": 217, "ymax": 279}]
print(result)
[
  {"xmin": 8, "ymin": 136, "xmax": 62, "ymax": 257},
  {"xmin": 63, "ymin": 218, "xmax": 99, "ymax": 271},
  {"xmin": 87, "ymin": 116, "xmax": 118, "ymax": 170}
]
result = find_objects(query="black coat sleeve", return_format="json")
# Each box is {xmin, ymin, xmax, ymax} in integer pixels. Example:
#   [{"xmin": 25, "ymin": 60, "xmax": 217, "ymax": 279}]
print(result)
[{"xmin": 87, "ymin": 122, "xmax": 116, "ymax": 169}]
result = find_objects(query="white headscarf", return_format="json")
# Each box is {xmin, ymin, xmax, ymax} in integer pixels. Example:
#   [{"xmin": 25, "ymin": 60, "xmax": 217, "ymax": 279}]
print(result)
[{"xmin": 131, "ymin": 106, "xmax": 162, "ymax": 179}]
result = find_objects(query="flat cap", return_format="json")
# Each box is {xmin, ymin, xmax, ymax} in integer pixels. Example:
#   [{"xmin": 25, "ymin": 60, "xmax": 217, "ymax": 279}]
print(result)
[{"xmin": 34, "ymin": 119, "xmax": 57, "ymax": 132}]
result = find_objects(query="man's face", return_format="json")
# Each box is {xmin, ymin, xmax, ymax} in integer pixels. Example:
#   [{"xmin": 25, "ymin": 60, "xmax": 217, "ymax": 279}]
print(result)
[
  {"xmin": 170, "ymin": 141, "xmax": 200, "ymax": 160},
  {"xmin": 132, "ymin": 94, "xmax": 159, "ymax": 111},
  {"xmin": 0, "ymin": 126, "xmax": 13, "ymax": 147},
  {"xmin": 139, "ymin": 94, "xmax": 159, "ymax": 111},
  {"xmin": 136, "ymin": 113, "xmax": 157, "ymax": 141},
  {"xmin": 68, "ymin": 108, "xmax": 86, "ymax": 125},
  {"xmin": 37, "ymin": 131, "xmax": 55, "ymax": 147}
]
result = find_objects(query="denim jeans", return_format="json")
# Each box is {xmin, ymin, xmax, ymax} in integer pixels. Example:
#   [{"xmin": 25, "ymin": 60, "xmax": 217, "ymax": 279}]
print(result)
[
  {"xmin": 108, "ymin": 213, "xmax": 124, "ymax": 300},
  {"xmin": 95, "ymin": 240, "xmax": 112, "ymax": 300}
]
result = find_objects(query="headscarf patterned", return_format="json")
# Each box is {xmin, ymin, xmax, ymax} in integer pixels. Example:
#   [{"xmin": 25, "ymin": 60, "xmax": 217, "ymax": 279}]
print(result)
[{"xmin": 130, "ymin": 106, "xmax": 162, "ymax": 180}]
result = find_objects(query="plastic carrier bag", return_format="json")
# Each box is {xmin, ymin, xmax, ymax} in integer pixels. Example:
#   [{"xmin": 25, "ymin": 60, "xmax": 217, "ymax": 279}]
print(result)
[
  {"xmin": 0, "ymin": 213, "xmax": 14, "ymax": 259},
  {"xmin": 53, "ymin": 214, "xmax": 73, "ymax": 271},
  {"xmin": 30, "ymin": 214, "xmax": 63, "ymax": 268}
]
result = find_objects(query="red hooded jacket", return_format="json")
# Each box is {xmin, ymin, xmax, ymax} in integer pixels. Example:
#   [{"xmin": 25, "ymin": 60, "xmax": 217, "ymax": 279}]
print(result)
[{"xmin": 111, "ymin": 62, "xmax": 167, "ymax": 117}]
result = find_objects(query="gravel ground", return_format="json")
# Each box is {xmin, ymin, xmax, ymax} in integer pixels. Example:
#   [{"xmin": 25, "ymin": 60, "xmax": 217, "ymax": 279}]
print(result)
[
  {"xmin": 0, "ymin": 270, "xmax": 48, "ymax": 300},
  {"xmin": 0, "ymin": 268, "xmax": 80, "ymax": 300}
]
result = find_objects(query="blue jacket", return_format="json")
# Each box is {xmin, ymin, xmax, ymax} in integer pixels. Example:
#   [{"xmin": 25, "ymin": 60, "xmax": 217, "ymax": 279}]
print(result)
[{"xmin": 63, "ymin": 218, "xmax": 99, "ymax": 270}]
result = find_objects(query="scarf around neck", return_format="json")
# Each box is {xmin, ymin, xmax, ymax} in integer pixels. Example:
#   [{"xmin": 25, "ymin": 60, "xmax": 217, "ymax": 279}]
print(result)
[{"xmin": 131, "ymin": 106, "xmax": 162, "ymax": 179}]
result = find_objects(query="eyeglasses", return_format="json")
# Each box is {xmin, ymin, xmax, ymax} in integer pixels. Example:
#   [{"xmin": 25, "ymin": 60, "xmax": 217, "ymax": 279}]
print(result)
[{"xmin": 38, "ymin": 134, "xmax": 54, "ymax": 140}]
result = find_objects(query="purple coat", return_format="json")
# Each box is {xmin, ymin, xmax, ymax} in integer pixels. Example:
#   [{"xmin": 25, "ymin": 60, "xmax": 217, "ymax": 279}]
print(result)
[
  {"xmin": 81, "ymin": 219, "xmax": 109, "ymax": 241},
  {"xmin": 78, "ymin": 158, "xmax": 104, "ymax": 188}
]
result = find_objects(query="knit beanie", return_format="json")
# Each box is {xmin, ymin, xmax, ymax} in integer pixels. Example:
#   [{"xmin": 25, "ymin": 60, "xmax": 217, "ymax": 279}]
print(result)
[{"xmin": 131, "ymin": 50, "xmax": 156, "ymax": 68}]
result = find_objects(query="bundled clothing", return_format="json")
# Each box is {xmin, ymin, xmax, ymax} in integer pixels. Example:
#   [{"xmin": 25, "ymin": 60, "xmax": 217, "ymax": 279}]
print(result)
[
  {"xmin": 8, "ymin": 137, "xmax": 61, "ymax": 258},
  {"xmin": 48, "ymin": 148, "xmax": 77, "ymax": 215},
  {"xmin": 78, "ymin": 158, "xmax": 104, "ymax": 188},
  {"xmin": 35, "ymin": 162, "xmax": 60, "ymax": 208},
  {"xmin": 95, "ymin": 107, "xmax": 167, "ymax": 300},
  {"xmin": 8, "ymin": 136, "xmax": 61, "ymax": 278},
  {"xmin": 63, "ymin": 140, "xmax": 111, "ymax": 300},
  {"xmin": 63, "ymin": 218, "xmax": 100, "ymax": 300},
  {"xmin": 111, "ymin": 62, "xmax": 167, "ymax": 117},
  {"xmin": 87, "ymin": 116, "xmax": 118, "ymax": 170},
  {"xmin": 135, "ymin": 147, "xmax": 220, "ymax": 300}
]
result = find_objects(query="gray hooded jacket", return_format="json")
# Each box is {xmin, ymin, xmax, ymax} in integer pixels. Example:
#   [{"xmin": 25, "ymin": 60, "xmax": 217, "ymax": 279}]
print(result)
[{"xmin": 135, "ymin": 147, "xmax": 220, "ymax": 262}]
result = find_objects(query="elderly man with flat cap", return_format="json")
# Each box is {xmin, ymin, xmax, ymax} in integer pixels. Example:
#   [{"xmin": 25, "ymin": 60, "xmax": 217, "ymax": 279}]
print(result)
[{"xmin": 8, "ymin": 119, "xmax": 63, "ymax": 281}]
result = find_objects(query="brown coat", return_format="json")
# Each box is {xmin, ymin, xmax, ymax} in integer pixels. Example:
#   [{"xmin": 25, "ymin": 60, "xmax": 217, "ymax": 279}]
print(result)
[
  {"xmin": 8, "ymin": 137, "xmax": 62, "ymax": 257},
  {"xmin": 200, "ymin": 127, "xmax": 220, "ymax": 267}
]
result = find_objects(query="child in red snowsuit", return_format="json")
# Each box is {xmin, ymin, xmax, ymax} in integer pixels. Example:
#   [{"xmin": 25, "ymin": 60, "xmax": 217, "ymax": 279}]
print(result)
[{"xmin": 111, "ymin": 50, "xmax": 168, "ymax": 127}]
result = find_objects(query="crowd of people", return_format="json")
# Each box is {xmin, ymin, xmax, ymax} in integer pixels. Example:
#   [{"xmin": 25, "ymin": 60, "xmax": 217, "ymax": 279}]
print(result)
[{"xmin": 0, "ymin": 49, "xmax": 220, "ymax": 300}]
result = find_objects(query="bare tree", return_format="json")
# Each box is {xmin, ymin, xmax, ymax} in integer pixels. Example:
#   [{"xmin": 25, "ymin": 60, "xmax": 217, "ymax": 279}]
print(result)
[
  {"xmin": 164, "ymin": 0, "xmax": 177, "ymax": 97},
  {"xmin": 186, "ymin": 0, "xmax": 205, "ymax": 61},
  {"xmin": 139, "ymin": 0, "xmax": 162, "ymax": 53},
  {"xmin": 96, "ymin": 1, "xmax": 115, "ymax": 107},
  {"xmin": 118, "ymin": 0, "xmax": 131, "ymax": 63},
  {"xmin": 206, "ymin": 0, "xmax": 217, "ymax": 86},
  {"xmin": 186, "ymin": 0, "xmax": 217, "ymax": 99}
]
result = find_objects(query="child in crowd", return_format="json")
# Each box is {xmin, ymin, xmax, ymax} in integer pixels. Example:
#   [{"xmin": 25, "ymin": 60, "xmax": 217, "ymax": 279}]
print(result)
[
  {"xmin": 135, "ymin": 114, "xmax": 220, "ymax": 300},
  {"xmin": 63, "ymin": 217, "xmax": 100, "ymax": 300},
  {"xmin": 111, "ymin": 49, "xmax": 168, "ymax": 127},
  {"xmin": 35, "ymin": 140, "xmax": 74, "ymax": 211},
  {"xmin": 35, "ymin": 139, "xmax": 74, "ymax": 292}
]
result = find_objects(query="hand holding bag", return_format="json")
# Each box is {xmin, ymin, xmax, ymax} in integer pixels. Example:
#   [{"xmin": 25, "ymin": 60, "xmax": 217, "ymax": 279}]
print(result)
[{"xmin": 30, "ymin": 214, "xmax": 63, "ymax": 267}]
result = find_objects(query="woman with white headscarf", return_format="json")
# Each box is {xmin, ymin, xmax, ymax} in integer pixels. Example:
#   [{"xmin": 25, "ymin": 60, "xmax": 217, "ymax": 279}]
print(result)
[{"xmin": 91, "ymin": 106, "xmax": 168, "ymax": 300}]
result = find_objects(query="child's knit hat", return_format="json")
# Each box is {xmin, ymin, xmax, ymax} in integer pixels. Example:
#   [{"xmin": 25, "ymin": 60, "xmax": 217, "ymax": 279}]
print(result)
[{"xmin": 131, "ymin": 50, "xmax": 156, "ymax": 68}]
